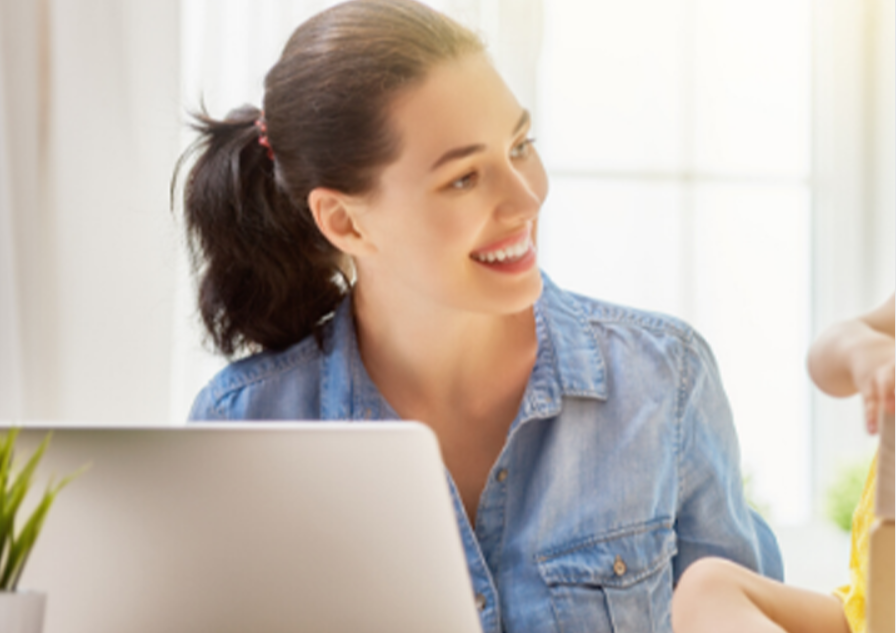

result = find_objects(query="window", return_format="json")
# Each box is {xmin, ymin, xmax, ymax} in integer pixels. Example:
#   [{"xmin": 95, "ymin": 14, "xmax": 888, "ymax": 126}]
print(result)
[{"xmin": 535, "ymin": 0, "xmax": 812, "ymax": 525}]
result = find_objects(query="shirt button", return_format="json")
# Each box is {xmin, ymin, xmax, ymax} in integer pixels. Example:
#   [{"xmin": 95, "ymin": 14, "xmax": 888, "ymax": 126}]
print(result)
[
  {"xmin": 495, "ymin": 468, "xmax": 508, "ymax": 483},
  {"xmin": 613, "ymin": 555, "xmax": 627, "ymax": 576},
  {"xmin": 475, "ymin": 593, "xmax": 487, "ymax": 612}
]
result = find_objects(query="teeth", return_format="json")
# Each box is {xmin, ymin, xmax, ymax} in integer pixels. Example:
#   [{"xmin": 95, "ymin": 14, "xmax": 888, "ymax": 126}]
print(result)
[{"xmin": 473, "ymin": 236, "xmax": 533, "ymax": 264}]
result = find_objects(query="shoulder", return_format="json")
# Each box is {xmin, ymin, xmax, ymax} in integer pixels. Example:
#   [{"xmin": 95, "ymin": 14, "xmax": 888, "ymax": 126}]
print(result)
[
  {"xmin": 556, "ymin": 284, "xmax": 712, "ymax": 361},
  {"xmin": 536, "ymin": 277, "xmax": 724, "ymax": 417},
  {"xmin": 540, "ymin": 280, "xmax": 723, "ymax": 398},
  {"xmin": 568, "ymin": 289, "xmax": 696, "ymax": 342},
  {"xmin": 189, "ymin": 335, "xmax": 324, "ymax": 421}
]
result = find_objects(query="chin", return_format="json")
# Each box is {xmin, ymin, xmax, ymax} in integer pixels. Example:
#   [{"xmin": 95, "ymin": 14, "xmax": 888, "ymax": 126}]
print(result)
[{"xmin": 482, "ymin": 269, "xmax": 543, "ymax": 315}]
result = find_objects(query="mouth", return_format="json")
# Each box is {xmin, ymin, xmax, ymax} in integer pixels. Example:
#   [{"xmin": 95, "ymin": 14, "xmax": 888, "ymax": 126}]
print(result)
[{"xmin": 470, "ymin": 227, "xmax": 537, "ymax": 271}]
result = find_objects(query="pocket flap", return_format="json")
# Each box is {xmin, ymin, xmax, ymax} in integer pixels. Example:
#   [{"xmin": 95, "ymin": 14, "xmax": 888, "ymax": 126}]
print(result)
[{"xmin": 537, "ymin": 519, "xmax": 677, "ymax": 589}]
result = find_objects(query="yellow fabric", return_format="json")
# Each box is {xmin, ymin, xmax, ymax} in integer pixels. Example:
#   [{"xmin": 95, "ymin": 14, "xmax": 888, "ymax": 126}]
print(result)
[{"xmin": 833, "ymin": 454, "xmax": 877, "ymax": 633}]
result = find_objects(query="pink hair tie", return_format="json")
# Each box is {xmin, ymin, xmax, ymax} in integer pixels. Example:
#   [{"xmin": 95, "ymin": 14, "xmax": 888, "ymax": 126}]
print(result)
[{"xmin": 254, "ymin": 116, "xmax": 275, "ymax": 161}]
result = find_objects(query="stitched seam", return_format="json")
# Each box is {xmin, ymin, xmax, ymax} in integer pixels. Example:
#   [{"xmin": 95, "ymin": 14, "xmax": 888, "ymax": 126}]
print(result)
[
  {"xmin": 542, "ymin": 550, "xmax": 674, "ymax": 588},
  {"xmin": 586, "ymin": 311, "xmax": 694, "ymax": 345},
  {"xmin": 208, "ymin": 341, "xmax": 320, "ymax": 414},
  {"xmin": 675, "ymin": 338, "xmax": 689, "ymax": 519},
  {"xmin": 547, "ymin": 590, "xmax": 566, "ymax": 633},
  {"xmin": 546, "ymin": 287, "xmax": 606, "ymax": 398},
  {"xmin": 572, "ymin": 290, "xmax": 698, "ymax": 344},
  {"xmin": 217, "ymin": 341, "xmax": 318, "ymax": 394},
  {"xmin": 538, "ymin": 537, "xmax": 679, "ymax": 589},
  {"xmin": 536, "ymin": 516, "xmax": 674, "ymax": 562}
]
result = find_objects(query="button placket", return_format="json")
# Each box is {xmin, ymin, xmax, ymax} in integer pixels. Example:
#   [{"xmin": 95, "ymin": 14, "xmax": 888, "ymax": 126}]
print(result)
[
  {"xmin": 445, "ymin": 471, "xmax": 501, "ymax": 632},
  {"xmin": 475, "ymin": 462, "xmax": 511, "ymax": 580}
]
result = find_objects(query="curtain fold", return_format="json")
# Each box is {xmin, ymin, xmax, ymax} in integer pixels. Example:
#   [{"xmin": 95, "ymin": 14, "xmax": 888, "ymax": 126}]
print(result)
[
  {"xmin": 0, "ymin": 0, "xmax": 181, "ymax": 422},
  {"xmin": 0, "ymin": 25, "xmax": 23, "ymax": 421},
  {"xmin": 0, "ymin": 0, "xmax": 47, "ymax": 421}
]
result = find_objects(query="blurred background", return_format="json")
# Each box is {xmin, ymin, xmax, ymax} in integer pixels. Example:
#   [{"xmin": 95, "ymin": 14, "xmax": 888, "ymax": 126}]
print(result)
[{"xmin": 0, "ymin": 0, "xmax": 893, "ymax": 591}]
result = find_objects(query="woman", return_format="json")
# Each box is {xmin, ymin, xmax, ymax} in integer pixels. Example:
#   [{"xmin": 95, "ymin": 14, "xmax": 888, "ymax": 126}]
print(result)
[{"xmin": 180, "ymin": 1, "xmax": 782, "ymax": 631}]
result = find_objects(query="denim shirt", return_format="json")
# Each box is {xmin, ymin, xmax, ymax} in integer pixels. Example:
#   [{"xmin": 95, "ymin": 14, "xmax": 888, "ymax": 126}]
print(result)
[{"xmin": 190, "ymin": 274, "xmax": 783, "ymax": 633}]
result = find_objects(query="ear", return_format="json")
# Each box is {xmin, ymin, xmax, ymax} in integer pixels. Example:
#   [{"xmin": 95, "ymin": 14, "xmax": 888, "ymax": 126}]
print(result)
[{"xmin": 307, "ymin": 188, "xmax": 376, "ymax": 257}]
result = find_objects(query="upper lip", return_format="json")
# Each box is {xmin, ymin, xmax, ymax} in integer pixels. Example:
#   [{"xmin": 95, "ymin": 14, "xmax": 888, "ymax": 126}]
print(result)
[{"xmin": 470, "ymin": 224, "xmax": 532, "ymax": 258}]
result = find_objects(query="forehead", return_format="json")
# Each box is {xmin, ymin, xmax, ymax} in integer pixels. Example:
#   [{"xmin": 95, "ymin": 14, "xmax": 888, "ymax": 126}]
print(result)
[{"xmin": 386, "ymin": 54, "xmax": 523, "ymax": 170}]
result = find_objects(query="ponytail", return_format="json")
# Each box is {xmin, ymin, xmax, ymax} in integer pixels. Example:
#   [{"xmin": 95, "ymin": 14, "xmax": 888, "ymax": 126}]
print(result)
[
  {"xmin": 176, "ymin": 105, "xmax": 346, "ymax": 357},
  {"xmin": 174, "ymin": 0, "xmax": 483, "ymax": 358}
]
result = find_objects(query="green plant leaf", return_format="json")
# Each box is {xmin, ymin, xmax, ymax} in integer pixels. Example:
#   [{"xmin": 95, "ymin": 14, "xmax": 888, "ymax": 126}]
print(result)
[
  {"xmin": 0, "ymin": 432, "xmax": 51, "ymax": 575},
  {"xmin": 0, "ymin": 428, "xmax": 17, "ymax": 505},
  {"xmin": 4, "ymin": 433, "xmax": 52, "ymax": 521},
  {"xmin": 0, "ymin": 430, "xmax": 87, "ymax": 591},
  {"xmin": 6, "ymin": 467, "xmax": 87, "ymax": 591},
  {"xmin": 2, "ymin": 488, "xmax": 54, "ymax": 589},
  {"xmin": 0, "ymin": 428, "xmax": 22, "ymax": 580}
]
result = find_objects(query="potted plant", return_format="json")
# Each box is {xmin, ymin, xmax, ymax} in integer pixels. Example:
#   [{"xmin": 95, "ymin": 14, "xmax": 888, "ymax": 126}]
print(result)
[{"xmin": 0, "ymin": 429, "xmax": 83, "ymax": 633}]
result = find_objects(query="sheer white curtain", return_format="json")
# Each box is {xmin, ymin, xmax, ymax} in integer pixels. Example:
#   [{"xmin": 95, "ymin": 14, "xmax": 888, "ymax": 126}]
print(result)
[
  {"xmin": 0, "ymin": 0, "xmax": 52, "ymax": 422},
  {"xmin": 0, "ymin": 5, "xmax": 24, "ymax": 420},
  {"xmin": 0, "ymin": 0, "xmax": 181, "ymax": 423}
]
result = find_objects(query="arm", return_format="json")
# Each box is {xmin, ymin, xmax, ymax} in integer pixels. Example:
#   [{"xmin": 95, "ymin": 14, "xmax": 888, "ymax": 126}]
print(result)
[
  {"xmin": 673, "ymin": 334, "xmax": 783, "ymax": 584},
  {"xmin": 807, "ymin": 294, "xmax": 895, "ymax": 432}
]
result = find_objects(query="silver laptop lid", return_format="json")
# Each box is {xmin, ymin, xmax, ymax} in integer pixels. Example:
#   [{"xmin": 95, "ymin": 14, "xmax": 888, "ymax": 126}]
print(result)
[{"xmin": 12, "ymin": 423, "xmax": 483, "ymax": 633}]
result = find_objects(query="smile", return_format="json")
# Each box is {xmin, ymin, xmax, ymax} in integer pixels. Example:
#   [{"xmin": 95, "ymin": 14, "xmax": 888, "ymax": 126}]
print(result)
[{"xmin": 471, "ymin": 234, "xmax": 533, "ymax": 264}]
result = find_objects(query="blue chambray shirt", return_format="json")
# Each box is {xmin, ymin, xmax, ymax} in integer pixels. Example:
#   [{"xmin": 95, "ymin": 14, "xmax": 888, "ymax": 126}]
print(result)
[{"xmin": 190, "ymin": 273, "xmax": 783, "ymax": 633}]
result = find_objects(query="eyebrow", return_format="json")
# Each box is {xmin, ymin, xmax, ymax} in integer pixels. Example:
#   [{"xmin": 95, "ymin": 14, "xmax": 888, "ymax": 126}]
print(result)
[{"xmin": 430, "ymin": 109, "xmax": 531, "ymax": 171}]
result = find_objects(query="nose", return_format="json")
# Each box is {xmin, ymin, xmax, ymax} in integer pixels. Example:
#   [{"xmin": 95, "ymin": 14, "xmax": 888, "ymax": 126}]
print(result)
[{"xmin": 495, "ymin": 160, "xmax": 548, "ymax": 224}]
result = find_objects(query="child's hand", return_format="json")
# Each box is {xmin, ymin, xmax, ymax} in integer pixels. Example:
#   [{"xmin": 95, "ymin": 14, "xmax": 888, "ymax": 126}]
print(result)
[
  {"xmin": 808, "ymin": 294, "xmax": 894, "ymax": 433},
  {"xmin": 851, "ymin": 338, "xmax": 895, "ymax": 433}
]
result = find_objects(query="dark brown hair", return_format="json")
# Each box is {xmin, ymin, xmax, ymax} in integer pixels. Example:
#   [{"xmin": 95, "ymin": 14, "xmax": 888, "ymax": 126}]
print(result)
[{"xmin": 175, "ymin": 0, "xmax": 483, "ymax": 357}]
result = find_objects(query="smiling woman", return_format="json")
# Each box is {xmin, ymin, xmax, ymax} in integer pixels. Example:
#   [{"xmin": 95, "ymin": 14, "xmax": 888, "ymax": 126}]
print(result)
[{"xmin": 176, "ymin": 1, "xmax": 782, "ymax": 632}]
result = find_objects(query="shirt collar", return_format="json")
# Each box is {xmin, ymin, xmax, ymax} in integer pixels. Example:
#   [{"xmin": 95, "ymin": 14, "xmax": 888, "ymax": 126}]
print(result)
[
  {"xmin": 319, "ymin": 272, "xmax": 608, "ymax": 422},
  {"xmin": 512, "ymin": 273, "xmax": 608, "ymax": 426},
  {"xmin": 536, "ymin": 273, "xmax": 608, "ymax": 401},
  {"xmin": 319, "ymin": 295, "xmax": 399, "ymax": 421}
]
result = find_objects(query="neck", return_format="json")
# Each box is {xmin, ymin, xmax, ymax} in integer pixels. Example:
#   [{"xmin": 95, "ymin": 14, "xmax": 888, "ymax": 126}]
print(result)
[{"xmin": 352, "ymin": 283, "xmax": 538, "ymax": 422}]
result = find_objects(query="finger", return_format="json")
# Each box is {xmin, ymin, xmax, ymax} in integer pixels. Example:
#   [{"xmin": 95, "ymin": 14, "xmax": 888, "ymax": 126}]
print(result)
[
  {"xmin": 864, "ymin": 385, "xmax": 880, "ymax": 434},
  {"xmin": 866, "ymin": 402, "xmax": 879, "ymax": 434},
  {"xmin": 874, "ymin": 365, "xmax": 895, "ymax": 418},
  {"xmin": 881, "ymin": 366, "xmax": 895, "ymax": 414}
]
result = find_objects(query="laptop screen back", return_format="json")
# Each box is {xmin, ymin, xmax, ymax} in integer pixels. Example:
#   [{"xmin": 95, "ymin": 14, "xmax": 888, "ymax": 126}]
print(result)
[{"xmin": 13, "ymin": 423, "xmax": 483, "ymax": 633}]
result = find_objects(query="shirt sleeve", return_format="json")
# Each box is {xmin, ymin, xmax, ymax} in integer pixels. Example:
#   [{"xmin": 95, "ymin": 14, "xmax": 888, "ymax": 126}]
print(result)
[{"xmin": 672, "ymin": 332, "xmax": 785, "ymax": 584}]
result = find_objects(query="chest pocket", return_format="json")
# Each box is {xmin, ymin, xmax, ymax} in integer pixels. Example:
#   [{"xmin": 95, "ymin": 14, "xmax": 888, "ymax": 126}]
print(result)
[{"xmin": 536, "ymin": 519, "xmax": 677, "ymax": 633}]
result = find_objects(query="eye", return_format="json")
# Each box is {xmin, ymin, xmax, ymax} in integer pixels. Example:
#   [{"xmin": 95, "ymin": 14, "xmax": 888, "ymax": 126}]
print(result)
[
  {"xmin": 448, "ymin": 171, "xmax": 479, "ymax": 191},
  {"xmin": 510, "ymin": 137, "xmax": 536, "ymax": 160}
]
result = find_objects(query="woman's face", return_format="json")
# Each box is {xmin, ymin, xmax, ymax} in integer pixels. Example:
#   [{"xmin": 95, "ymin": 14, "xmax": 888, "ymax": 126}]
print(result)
[{"xmin": 351, "ymin": 53, "xmax": 548, "ymax": 316}]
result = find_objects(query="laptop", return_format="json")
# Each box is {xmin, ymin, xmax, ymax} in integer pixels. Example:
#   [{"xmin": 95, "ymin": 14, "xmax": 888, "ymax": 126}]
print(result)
[{"xmin": 11, "ymin": 423, "xmax": 484, "ymax": 633}]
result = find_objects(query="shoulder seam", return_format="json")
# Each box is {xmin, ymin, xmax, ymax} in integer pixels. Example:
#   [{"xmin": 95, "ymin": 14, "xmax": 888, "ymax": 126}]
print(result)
[
  {"xmin": 209, "ymin": 338, "xmax": 321, "ymax": 409},
  {"xmin": 575, "ymin": 299, "xmax": 695, "ymax": 344}
]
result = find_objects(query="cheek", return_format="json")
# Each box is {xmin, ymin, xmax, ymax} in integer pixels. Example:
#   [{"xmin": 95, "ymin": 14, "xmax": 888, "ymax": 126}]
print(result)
[
  {"xmin": 374, "ymin": 192, "xmax": 479, "ymax": 262},
  {"xmin": 405, "ymin": 187, "xmax": 484, "ymax": 243}
]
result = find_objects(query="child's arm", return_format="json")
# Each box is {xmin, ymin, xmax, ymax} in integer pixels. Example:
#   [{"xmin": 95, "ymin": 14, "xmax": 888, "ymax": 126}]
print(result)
[{"xmin": 807, "ymin": 293, "xmax": 895, "ymax": 432}]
